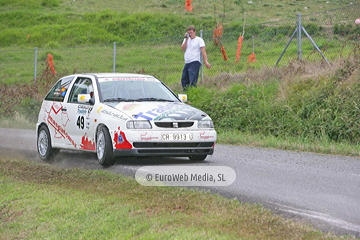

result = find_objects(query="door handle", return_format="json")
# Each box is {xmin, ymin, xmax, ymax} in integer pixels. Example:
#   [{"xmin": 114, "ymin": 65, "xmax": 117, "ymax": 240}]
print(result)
[{"xmin": 61, "ymin": 108, "xmax": 67, "ymax": 112}]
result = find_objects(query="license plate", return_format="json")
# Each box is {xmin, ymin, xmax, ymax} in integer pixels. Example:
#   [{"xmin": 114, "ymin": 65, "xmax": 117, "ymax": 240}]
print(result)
[{"xmin": 161, "ymin": 133, "xmax": 193, "ymax": 141}]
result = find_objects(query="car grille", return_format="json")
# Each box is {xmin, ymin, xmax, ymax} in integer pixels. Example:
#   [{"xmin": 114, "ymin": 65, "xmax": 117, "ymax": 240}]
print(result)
[
  {"xmin": 154, "ymin": 121, "xmax": 194, "ymax": 128},
  {"xmin": 137, "ymin": 149, "xmax": 212, "ymax": 154},
  {"xmin": 133, "ymin": 142, "xmax": 214, "ymax": 148}
]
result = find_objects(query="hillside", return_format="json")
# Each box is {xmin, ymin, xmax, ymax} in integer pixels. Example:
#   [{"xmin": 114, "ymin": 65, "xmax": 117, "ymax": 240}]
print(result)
[
  {"xmin": 0, "ymin": 0, "xmax": 357, "ymax": 47},
  {"xmin": 1, "ymin": 0, "xmax": 356, "ymax": 23}
]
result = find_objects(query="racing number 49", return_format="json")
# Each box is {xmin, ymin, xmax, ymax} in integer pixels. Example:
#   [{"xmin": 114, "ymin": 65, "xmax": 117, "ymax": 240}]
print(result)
[{"xmin": 77, "ymin": 116, "xmax": 85, "ymax": 129}]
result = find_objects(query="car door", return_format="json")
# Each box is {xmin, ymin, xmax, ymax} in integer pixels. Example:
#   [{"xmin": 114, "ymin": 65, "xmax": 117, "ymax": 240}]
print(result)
[
  {"xmin": 41, "ymin": 76, "xmax": 74, "ymax": 148},
  {"xmin": 62, "ymin": 77, "xmax": 96, "ymax": 150}
]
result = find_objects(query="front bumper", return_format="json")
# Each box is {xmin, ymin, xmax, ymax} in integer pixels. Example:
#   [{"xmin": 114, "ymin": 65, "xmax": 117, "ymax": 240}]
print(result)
[{"xmin": 113, "ymin": 141, "xmax": 215, "ymax": 157}]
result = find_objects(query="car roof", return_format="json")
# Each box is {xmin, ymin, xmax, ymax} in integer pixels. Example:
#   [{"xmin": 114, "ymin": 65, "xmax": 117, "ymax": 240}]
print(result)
[
  {"xmin": 66, "ymin": 73, "xmax": 155, "ymax": 78},
  {"xmin": 62, "ymin": 73, "xmax": 160, "ymax": 83}
]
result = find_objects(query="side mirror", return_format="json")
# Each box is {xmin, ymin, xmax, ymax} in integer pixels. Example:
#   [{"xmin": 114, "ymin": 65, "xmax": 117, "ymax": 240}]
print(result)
[
  {"xmin": 78, "ymin": 94, "xmax": 91, "ymax": 104},
  {"xmin": 178, "ymin": 94, "xmax": 187, "ymax": 102}
]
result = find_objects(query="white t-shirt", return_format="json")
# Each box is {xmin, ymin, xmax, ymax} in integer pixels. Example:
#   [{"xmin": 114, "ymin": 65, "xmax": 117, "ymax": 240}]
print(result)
[{"xmin": 183, "ymin": 36, "xmax": 205, "ymax": 64}]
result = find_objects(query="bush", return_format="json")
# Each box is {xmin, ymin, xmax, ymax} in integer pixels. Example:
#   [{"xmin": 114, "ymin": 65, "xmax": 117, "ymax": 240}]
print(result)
[
  {"xmin": 303, "ymin": 23, "xmax": 321, "ymax": 35},
  {"xmin": 187, "ymin": 59, "xmax": 360, "ymax": 144},
  {"xmin": 14, "ymin": 97, "xmax": 42, "ymax": 123},
  {"xmin": 334, "ymin": 24, "xmax": 360, "ymax": 36}
]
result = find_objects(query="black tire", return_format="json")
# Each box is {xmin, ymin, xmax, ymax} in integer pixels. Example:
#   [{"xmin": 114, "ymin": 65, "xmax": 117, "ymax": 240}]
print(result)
[
  {"xmin": 189, "ymin": 155, "xmax": 207, "ymax": 161},
  {"xmin": 37, "ymin": 125, "xmax": 57, "ymax": 161},
  {"xmin": 96, "ymin": 126, "xmax": 115, "ymax": 166}
]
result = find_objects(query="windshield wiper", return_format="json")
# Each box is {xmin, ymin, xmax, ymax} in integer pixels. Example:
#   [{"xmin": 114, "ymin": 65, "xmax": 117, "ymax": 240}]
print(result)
[
  {"xmin": 103, "ymin": 98, "xmax": 137, "ymax": 102},
  {"xmin": 136, "ymin": 98, "xmax": 175, "ymax": 102}
]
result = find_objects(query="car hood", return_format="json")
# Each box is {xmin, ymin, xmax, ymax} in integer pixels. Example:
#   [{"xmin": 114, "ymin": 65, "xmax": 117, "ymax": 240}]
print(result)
[{"xmin": 105, "ymin": 101, "xmax": 210, "ymax": 121}]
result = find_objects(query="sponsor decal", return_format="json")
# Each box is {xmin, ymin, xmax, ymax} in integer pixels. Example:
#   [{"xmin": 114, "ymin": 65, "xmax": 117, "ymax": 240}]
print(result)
[
  {"xmin": 113, "ymin": 127, "xmax": 132, "ymax": 149},
  {"xmin": 199, "ymin": 132, "xmax": 215, "ymax": 140},
  {"xmin": 77, "ymin": 105, "xmax": 93, "ymax": 130},
  {"xmin": 53, "ymin": 87, "xmax": 67, "ymax": 97},
  {"xmin": 133, "ymin": 103, "xmax": 204, "ymax": 121},
  {"xmin": 51, "ymin": 102, "xmax": 63, "ymax": 114},
  {"xmin": 44, "ymin": 103, "xmax": 76, "ymax": 148},
  {"xmin": 61, "ymin": 87, "xmax": 67, "ymax": 96},
  {"xmin": 100, "ymin": 77, "xmax": 149, "ymax": 82},
  {"xmin": 139, "ymin": 132, "xmax": 159, "ymax": 141},
  {"xmin": 154, "ymin": 107, "xmax": 199, "ymax": 121},
  {"xmin": 99, "ymin": 107, "xmax": 129, "ymax": 121},
  {"xmin": 77, "ymin": 105, "xmax": 93, "ymax": 115},
  {"xmin": 85, "ymin": 115, "xmax": 90, "ymax": 130},
  {"xmin": 62, "ymin": 111, "xmax": 70, "ymax": 130},
  {"xmin": 133, "ymin": 103, "xmax": 182, "ymax": 120},
  {"xmin": 123, "ymin": 103, "xmax": 140, "ymax": 111},
  {"xmin": 80, "ymin": 133, "xmax": 95, "ymax": 150},
  {"xmin": 77, "ymin": 108, "xmax": 87, "ymax": 115}
]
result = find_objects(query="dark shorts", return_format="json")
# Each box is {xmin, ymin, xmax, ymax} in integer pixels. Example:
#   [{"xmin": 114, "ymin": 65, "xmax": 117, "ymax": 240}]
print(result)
[{"xmin": 181, "ymin": 61, "xmax": 201, "ymax": 89}]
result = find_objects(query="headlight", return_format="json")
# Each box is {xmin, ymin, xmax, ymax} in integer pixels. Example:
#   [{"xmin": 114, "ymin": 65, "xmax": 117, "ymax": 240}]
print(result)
[
  {"xmin": 198, "ymin": 120, "xmax": 214, "ymax": 128},
  {"xmin": 126, "ymin": 120, "xmax": 152, "ymax": 129}
]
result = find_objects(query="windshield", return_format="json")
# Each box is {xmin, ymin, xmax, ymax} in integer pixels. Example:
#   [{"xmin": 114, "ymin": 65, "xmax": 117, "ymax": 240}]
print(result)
[{"xmin": 98, "ymin": 77, "xmax": 180, "ymax": 102}]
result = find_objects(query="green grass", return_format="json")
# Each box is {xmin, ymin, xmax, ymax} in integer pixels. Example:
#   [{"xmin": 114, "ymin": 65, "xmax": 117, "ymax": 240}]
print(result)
[
  {"xmin": 0, "ymin": 157, "xmax": 342, "ymax": 239},
  {"xmin": 1, "ymin": 35, "xmax": 357, "ymax": 85},
  {"xmin": 0, "ymin": 114, "xmax": 35, "ymax": 130},
  {"xmin": 1, "ymin": 1, "xmax": 359, "ymax": 85},
  {"xmin": 218, "ymin": 130, "xmax": 360, "ymax": 157},
  {"xmin": 0, "ymin": 0, "xmax": 355, "ymax": 26}
]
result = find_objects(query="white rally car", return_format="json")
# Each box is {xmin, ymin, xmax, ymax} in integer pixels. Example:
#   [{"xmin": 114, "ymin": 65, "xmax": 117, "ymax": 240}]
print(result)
[{"xmin": 36, "ymin": 73, "xmax": 217, "ymax": 166}]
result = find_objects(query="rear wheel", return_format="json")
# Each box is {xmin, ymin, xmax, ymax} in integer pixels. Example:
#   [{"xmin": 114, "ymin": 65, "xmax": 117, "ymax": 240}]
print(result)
[
  {"xmin": 189, "ymin": 155, "xmax": 207, "ymax": 161},
  {"xmin": 37, "ymin": 125, "xmax": 58, "ymax": 161},
  {"xmin": 96, "ymin": 126, "xmax": 115, "ymax": 166}
]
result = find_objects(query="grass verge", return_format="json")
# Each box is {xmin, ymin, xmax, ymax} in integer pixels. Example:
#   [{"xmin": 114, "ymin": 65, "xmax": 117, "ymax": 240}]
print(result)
[
  {"xmin": 218, "ymin": 130, "xmax": 360, "ymax": 157},
  {"xmin": 0, "ymin": 114, "xmax": 35, "ymax": 130},
  {"xmin": 0, "ymin": 157, "xmax": 344, "ymax": 239}
]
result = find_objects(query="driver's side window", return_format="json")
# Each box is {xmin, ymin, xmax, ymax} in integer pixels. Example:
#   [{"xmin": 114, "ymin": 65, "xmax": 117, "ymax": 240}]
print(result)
[{"xmin": 68, "ymin": 78, "xmax": 93, "ymax": 104}]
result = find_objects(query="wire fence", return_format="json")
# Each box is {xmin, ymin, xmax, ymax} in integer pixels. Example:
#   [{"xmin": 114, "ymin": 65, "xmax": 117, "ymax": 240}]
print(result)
[{"xmin": 1, "ymin": 4, "xmax": 359, "ymax": 87}]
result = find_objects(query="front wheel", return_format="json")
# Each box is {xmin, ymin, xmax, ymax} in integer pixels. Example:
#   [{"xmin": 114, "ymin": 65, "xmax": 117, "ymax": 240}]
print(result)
[
  {"xmin": 189, "ymin": 155, "xmax": 207, "ymax": 161},
  {"xmin": 37, "ymin": 125, "xmax": 57, "ymax": 161},
  {"xmin": 96, "ymin": 126, "xmax": 115, "ymax": 166}
]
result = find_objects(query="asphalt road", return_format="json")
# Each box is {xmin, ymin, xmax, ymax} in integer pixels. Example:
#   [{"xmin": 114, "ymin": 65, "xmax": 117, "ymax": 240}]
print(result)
[{"xmin": 1, "ymin": 128, "xmax": 359, "ymax": 237}]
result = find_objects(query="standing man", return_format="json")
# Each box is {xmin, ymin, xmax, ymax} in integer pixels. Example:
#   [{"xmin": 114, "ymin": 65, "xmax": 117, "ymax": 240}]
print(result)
[{"xmin": 181, "ymin": 25, "xmax": 211, "ymax": 91}]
